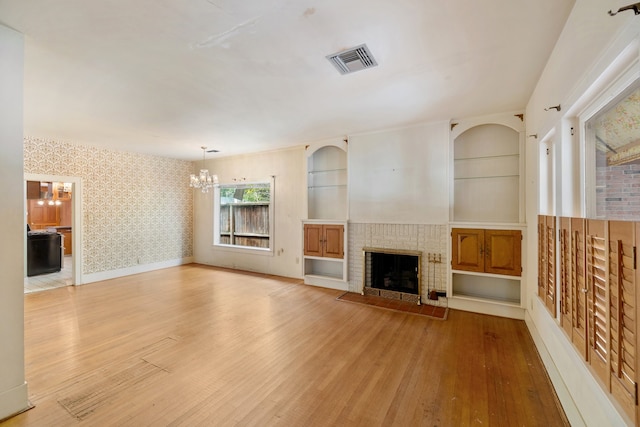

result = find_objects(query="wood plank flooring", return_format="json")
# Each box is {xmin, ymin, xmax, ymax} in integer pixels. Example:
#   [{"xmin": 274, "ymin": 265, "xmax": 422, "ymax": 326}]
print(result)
[{"xmin": 3, "ymin": 264, "xmax": 567, "ymax": 426}]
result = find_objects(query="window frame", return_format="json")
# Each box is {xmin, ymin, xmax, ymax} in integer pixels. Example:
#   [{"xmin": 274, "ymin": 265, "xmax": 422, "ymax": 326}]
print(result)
[{"xmin": 213, "ymin": 177, "xmax": 275, "ymax": 254}]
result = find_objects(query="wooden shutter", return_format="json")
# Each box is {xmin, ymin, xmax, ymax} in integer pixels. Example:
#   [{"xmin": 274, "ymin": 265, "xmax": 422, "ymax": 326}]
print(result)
[
  {"xmin": 559, "ymin": 217, "xmax": 572, "ymax": 337},
  {"xmin": 609, "ymin": 220, "xmax": 637, "ymax": 420},
  {"xmin": 545, "ymin": 216, "xmax": 557, "ymax": 315},
  {"xmin": 587, "ymin": 219, "xmax": 610, "ymax": 386},
  {"xmin": 571, "ymin": 217, "xmax": 588, "ymax": 360},
  {"xmin": 538, "ymin": 216, "xmax": 548, "ymax": 302}
]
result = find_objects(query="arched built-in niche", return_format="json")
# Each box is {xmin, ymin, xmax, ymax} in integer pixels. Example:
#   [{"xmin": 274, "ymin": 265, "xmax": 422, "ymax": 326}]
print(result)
[
  {"xmin": 306, "ymin": 141, "xmax": 347, "ymax": 220},
  {"xmin": 453, "ymin": 123, "xmax": 522, "ymax": 223}
]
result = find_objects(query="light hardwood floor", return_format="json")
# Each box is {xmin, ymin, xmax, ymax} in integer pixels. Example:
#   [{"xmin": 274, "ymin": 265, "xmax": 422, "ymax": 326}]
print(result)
[{"xmin": 4, "ymin": 264, "xmax": 567, "ymax": 426}]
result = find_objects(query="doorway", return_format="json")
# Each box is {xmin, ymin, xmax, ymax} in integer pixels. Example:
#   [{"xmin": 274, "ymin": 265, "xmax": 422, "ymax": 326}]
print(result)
[{"xmin": 24, "ymin": 173, "xmax": 82, "ymax": 292}]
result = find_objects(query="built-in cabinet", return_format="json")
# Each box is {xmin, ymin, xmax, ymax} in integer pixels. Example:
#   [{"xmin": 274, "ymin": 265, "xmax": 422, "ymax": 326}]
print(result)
[
  {"xmin": 302, "ymin": 141, "xmax": 348, "ymax": 291},
  {"xmin": 303, "ymin": 224, "xmax": 344, "ymax": 259},
  {"xmin": 451, "ymin": 227, "xmax": 522, "ymax": 309},
  {"xmin": 26, "ymin": 180, "xmax": 73, "ymax": 255},
  {"xmin": 541, "ymin": 216, "xmax": 640, "ymax": 424},
  {"xmin": 448, "ymin": 114, "xmax": 526, "ymax": 319},
  {"xmin": 451, "ymin": 228, "xmax": 522, "ymax": 276}
]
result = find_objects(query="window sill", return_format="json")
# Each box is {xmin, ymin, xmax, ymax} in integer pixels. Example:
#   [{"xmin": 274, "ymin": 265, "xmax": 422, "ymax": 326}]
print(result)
[{"xmin": 213, "ymin": 243, "xmax": 274, "ymax": 256}]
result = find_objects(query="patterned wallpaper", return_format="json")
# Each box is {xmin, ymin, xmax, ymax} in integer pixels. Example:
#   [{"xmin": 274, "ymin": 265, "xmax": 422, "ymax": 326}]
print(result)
[{"xmin": 24, "ymin": 137, "xmax": 194, "ymax": 275}]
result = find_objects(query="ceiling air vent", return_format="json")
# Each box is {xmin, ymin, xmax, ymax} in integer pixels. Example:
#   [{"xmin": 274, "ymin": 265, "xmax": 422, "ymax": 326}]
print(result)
[{"xmin": 326, "ymin": 44, "xmax": 378, "ymax": 75}]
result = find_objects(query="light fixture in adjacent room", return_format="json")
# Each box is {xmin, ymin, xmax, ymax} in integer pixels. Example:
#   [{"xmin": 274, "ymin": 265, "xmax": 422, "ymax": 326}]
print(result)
[{"xmin": 189, "ymin": 146, "xmax": 218, "ymax": 193}]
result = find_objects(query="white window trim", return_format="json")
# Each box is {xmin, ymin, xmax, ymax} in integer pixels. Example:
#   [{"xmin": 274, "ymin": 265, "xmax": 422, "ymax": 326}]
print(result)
[
  {"xmin": 213, "ymin": 176, "xmax": 275, "ymax": 255},
  {"xmin": 559, "ymin": 37, "xmax": 638, "ymax": 219}
]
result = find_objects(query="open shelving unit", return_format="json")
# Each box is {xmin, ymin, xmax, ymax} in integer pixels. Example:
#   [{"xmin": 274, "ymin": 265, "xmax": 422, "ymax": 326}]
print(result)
[
  {"xmin": 448, "ymin": 115, "xmax": 526, "ymax": 319},
  {"xmin": 302, "ymin": 141, "xmax": 348, "ymax": 291}
]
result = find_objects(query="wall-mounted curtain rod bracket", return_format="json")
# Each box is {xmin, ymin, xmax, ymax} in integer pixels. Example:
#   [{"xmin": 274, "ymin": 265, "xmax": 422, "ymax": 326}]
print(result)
[
  {"xmin": 544, "ymin": 104, "xmax": 561, "ymax": 112},
  {"xmin": 608, "ymin": 2, "xmax": 640, "ymax": 15}
]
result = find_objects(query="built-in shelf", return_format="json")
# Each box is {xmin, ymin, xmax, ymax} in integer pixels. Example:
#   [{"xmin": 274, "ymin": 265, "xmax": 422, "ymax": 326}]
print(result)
[
  {"xmin": 454, "ymin": 153, "xmax": 519, "ymax": 161},
  {"xmin": 308, "ymin": 168, "xmax": 347, "ymax": 174},
  {"xmin": 451, "ymin": 269, "xmax": 522, "ymax": 281},
  {"xmin": 450, "ymin": 293, "xmax": 521, "ymax": 307},
  {"xmin": 304, "ymin": 142, "xmax": 348, "ymax": 291},
  {"xmin": 307, "ymin": 184, "xmax": 347, "ymax": 189},
  {"xmin": 454, "ymin": 175, "xmax": 519, "ymax": 180},
  {"xmin": 449, "ymin": 118, "xmax": 525, "ymax": 319}
]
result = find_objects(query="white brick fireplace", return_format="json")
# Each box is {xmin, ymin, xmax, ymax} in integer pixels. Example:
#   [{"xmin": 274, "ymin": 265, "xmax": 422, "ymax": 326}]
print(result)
[{"xmin": 348, "ymin": 223, "xmax": 448, "ymax": 305}]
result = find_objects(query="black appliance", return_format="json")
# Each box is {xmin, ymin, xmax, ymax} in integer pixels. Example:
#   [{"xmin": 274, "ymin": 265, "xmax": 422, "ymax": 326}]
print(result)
[{"xmin": 27, "ymin": 231, "xmax": 62, "ymax": 277}]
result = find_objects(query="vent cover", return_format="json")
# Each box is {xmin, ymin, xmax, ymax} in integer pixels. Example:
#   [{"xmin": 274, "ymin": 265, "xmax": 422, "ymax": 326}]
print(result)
[{"xmin": 326, "ymin": 44, "xmax": 378, "ymax": 75}]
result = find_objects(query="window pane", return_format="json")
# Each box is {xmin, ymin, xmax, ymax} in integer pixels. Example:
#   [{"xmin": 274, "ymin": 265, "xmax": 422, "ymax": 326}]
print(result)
[
  {"xmin": 590, "ymin": 85, "xmax": 640, "ymax": 220},
  {"xmin": 216, "ymin": 182, "xmax": 271, "ymax": 250}
]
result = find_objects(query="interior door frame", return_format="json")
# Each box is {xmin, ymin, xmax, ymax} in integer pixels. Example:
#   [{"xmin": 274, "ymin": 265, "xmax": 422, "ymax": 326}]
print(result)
[{"xmin": 24, "ymin": 173, "xmax": 82, "ymax": 286}]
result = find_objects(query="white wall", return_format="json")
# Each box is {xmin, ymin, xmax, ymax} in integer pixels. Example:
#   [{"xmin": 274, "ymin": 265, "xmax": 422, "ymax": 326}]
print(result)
[
  {"xmin": 193, "ymin": 146, "xmax": 306, "ymax": 278},
  {"xmin": 525, "ymin": 1, "xmax": 639, "ymax": 425},
  {"xmin": 0, "ymin": 24, "xmax": 30, "ymax": 420},
  {"xmin": 348, "ymin": 121, "xmax": 450, "ymax": 224}
]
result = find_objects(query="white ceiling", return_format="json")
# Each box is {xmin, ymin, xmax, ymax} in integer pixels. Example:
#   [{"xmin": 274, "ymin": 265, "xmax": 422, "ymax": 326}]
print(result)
[{"xmin": 0, "ymin": 0, "xmax": 575, "ymax": 160}]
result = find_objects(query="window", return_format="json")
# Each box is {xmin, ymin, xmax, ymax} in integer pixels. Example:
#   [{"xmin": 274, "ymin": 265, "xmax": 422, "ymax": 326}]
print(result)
[
  {"xmin": 588, "ymin": 83, "xmax": 640, "ymax": 220},
  {"xmin": 214, "ymin": 179, "xmax": 273, "ymax": 252}
]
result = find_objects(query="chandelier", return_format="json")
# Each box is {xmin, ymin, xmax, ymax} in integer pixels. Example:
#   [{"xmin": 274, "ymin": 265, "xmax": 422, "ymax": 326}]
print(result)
[{"xmin": 190, "ymin": 146, "xmax": 218, "ymax": 193}]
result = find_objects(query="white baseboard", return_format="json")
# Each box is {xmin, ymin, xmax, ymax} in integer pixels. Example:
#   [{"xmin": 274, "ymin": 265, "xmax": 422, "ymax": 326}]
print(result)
[
  {"xmin": 81, "ymin": 257, "xmax": 194, "ymax": 285},
  {"xmin": 448, "ymin": 296, "xmax": 525, "ymax": 319},
  {"xmin": 0, "ymin": 382, "xmax": 29, "ymax": 422},
  {"xmin": 524, "ymin": 312, "xmax": 585, "ymax": 427}
]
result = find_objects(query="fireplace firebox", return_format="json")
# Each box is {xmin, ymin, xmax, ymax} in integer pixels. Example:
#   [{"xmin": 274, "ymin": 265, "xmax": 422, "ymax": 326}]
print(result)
[{"xmin": 362, "ymin": 247, "xmax": 422, "ymax": 304}]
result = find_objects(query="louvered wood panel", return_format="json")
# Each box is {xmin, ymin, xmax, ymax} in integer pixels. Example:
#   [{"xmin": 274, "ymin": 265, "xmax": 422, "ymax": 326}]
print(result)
[
  {"xmin": 560, "ymin": 217, "xmax": 572, "ymax": 337},
  {"xmin": 571, "ymin": 218, "xmax": 588, "ymax": 360},
  {"xmin": 587, "ymin": 219, "xmax": 610, "ymax": 386},
  {"xmin": 538, "ymin": 216, "xmax": 548, "ymax": 303},
  {"xmin": 545, "ymin": 216, "xmax": 556, "ymax": 316},
  {"xmin": 609, "ymin": 221, "xmax": 637, "ymax": 421}
]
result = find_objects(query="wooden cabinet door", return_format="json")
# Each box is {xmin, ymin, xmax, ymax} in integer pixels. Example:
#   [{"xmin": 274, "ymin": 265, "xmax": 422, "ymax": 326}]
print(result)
[
  {"xmin": 608, "ymin": 220, "xmax": 638, "ymax": 421},
  {"xmin": 26, "ymin": 181, "xmax": 40, "ymax": 199},
  {"xmin": 485, "ymin": 229, "xmax": 522, "ymax": 277},
  {"xmin": 322, "ymin": 224, "xmax": 344, "ymax": 259},
  {"xmin": 303, "ymin": 224, "xmax": 323, "ymax": 257},
  {"xmin": 303, "ymin": 224, "xmax": 344, "ymax": 259},
  {"xmin": 451, "ymin": 228, "xmax": 484, "ymax": 273},
  {"xmin": 559, "ymin": 217, "xmax": 572, "ymax": 337},
  {"xmin": 586, "ymin": 219, "xmax": 610, "ymax": 387}
]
